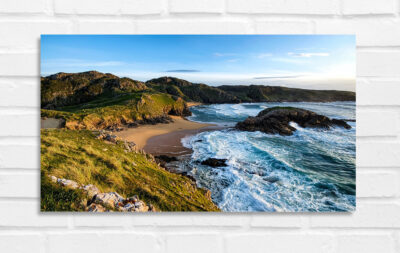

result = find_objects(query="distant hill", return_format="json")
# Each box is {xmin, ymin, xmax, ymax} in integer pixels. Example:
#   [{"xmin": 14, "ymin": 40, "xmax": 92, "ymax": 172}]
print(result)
[
  {"xmin": 147, "ymin": 76, "xmax": 355, "ymax": 103},
  {"xmin": 146, "ymin": 76, "xmax": 240, "ymax": 104},
  {"xmin": 218, "ymin": 85, "xmax": 355, "ymax": 102},
  {"xmin": 40, "ymin": 71, "xmax": 355, "ymax": 130},
  {"xmin": 41, "ymin": 71, "xmax": 147, "ymax": 109}
]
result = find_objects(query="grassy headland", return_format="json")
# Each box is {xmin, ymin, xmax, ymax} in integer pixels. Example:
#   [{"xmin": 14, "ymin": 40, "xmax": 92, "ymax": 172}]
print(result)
[{"xmin": 41, "ymin": 129, "xmax": 219, "ymax": 211}]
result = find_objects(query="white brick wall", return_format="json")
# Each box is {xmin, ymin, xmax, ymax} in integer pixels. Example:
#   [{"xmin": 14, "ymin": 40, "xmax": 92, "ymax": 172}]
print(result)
[{"xmin": 0, "ymin": 0, "xmax": 399, "ymax": 252}]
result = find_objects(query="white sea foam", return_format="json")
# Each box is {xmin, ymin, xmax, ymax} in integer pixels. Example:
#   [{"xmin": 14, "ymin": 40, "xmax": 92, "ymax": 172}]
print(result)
[{"xmin": 184, "ymin": 102, "xmax": 356, "ymax": 212}]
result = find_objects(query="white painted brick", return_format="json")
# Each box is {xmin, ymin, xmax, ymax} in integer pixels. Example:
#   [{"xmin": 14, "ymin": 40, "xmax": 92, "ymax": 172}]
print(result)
[
  {"xmin": 55, "ymin": 0, "xmax": 163, "ymax": 15},
  {"xmin": 121, "ymin": 0, "xmax": 163, "ymax": 15},
  {"xmin": 54, "ymin": 0, "xmax": 122, "ymax": 15},
  {"xmin": 48, "ymin": 233, "xmax": 159, "ymax": 253},
  {"xmin": 315, "ymin": 19, "xmax": 400, "ymax": 46},
  {"xmin": 0, "ymin": 21, "xmax": 72, "ymax": 49},
  {"xmin": 225, "ymin": 234, "xmax": 333, "ymax": 253},
  {"xmin": 169, "ymin": 0, "xmax": 224, "ymax": 13},
  {"xmin": 0, "ymin": 0, "xmax": 47, "ymax": 14},
  {"xmin": 0, "ymin": 53, "xmax": 38, "ymax": 76},
  {"xmin": 357, "ymin": 111, "xmax": 398, "ymax": 136},
  {"xmin": 77, "ymin": 20, "xmax": 135, "ymax": 34},
  {"xmin": 0, "ymin": 145, "xmax": 39, "ymax": 169},
  {"xmin": 73, "ymin": 215, "xmax": 132, "ymax": 227},
  {"xmin": 0, "ymin": 201, "xmax": 68, "ymax": 227},
  {"xmin": 357, "ymin": 171, "xmax": 399, "ymax": 197},
  {"xmin": 0, "ymin": 78, "xmax": 39, "ymax": 107},
  {"xmin": 255, "ymin": 20, "xmax": 313, "ymax": 34},
  {"xmin": 0, "ymin": 114, "xmax": 39, "ymax": 136},
  {"xmin": 227, "ymin": 0, "xmax": 340, "ymax": 14},
  {"xmin": 131, "ymin": 214, "xmax": 247, "ymax": 227},
  {"xmin": 135, "ymin": 20, "xmax": 253, "ymax": 34},
  {"xmin": 0, "ymin": 173, "xmax": 39, "ymax": 198},
  {"xmin": 357, "ymin": 51, "xmax": 400, "ymax": 77},
  {"xmin": 310, "ymin": 203, "xmax": 400, "ymax": 228},
  {"xmin": 336, "ymin": 234, "xmax": 396, "ymax": 253},
  {"xmin": 0, "ymin": 234, "xmax": 45, "ymax": 253},
  {"xmin": 357, "ymin": 79, "xmax": 400, "ymax": 105},
  {"xmin": 166, "ymin": 234, "xmax": 222, "ymax": 253},
  {"xmin": 357, "ymin": 142, "xmax": 400, "ymax": 167},
  {"xmin": 342, "ymin": 0, "xmax": 396, "ymax": 15},
  {"xmin": 250, "ymin": 214, "xmax": 303, "ymax": 227}
]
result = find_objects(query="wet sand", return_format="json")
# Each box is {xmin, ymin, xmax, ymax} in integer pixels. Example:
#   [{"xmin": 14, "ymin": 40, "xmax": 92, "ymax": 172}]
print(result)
[
  {"xmin": 144, "ymin": 125, "xmax": 225, "ymax": 156},
  {"xmin": 114, "ymin": 116, "xmax": 215, "ymax": 151}
]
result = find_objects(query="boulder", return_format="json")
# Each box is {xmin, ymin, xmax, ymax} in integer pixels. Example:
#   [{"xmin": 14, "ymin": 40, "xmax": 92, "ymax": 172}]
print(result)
[
  {"xmin": 87, "ymin": 203, "xmax": 106, "ymax": 212},
  {"xmin": 201, "ymin": 158, "xmax": 228, "ymax": 167},
  {"xmin": 56, "ymin": 178, "xmax": 80, "ymax": 189},
  {"xmin": 235, "ymin": 107, "xmax": 351, "ymax": 136},
  {"xmin": 82, "ymin": 184, "xmax": 100, "ymax": 199},
  {"xmin": 133, "ymin": 201, "xmax": 149, "ymax": 212},
  {"xmin": 93, "ymin": 192, "xmax": 124, "ymax": 208}
]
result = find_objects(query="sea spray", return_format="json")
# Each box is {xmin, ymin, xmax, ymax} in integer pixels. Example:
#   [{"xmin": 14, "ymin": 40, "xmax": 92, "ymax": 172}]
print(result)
[{"xmin": 183, "ymin": 102, "xmax": 356, "ymax": 212}]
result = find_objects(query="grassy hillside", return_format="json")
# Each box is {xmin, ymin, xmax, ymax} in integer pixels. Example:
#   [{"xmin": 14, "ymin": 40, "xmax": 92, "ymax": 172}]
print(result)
[
  {"xmin": 147, "ymin": 77, "xmax": 355, "ymax": 103},
  {"xmin": 41, "ymin": 92, "xmax": 190, "ymax": 130},
  {"xmin": 40, "ymin": 71, "xmax": 355, "ymax": 130},
  {"xmin": 41, "ymin": 129, "xmax": 219, "ymax": 211},
  {"xmin": 41, "ymin": 71, "xmax": 147, "ymax": 109},
  {"xmin": 146, "ymin": 76, "xmax": 240, "ymax": 103},
  {"xmin": 218, "ymin": 85, "xmax": 355, "ymax": 102}
]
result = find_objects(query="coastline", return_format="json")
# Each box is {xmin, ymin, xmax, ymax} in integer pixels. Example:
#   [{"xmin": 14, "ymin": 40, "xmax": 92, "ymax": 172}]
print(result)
[
  {"xmin": 144, "ymin": 124, "xmax": 225, "ymax": 156},
  {"xmin": 114, "ymin": 115, "xmax": 215, "ymax": 151}
]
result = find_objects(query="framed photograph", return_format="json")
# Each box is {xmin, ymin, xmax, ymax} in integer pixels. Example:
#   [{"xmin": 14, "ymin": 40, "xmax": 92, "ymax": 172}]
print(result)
[{"xmin": 40, "ymin": 35, "xmax": 355, "ymax": 212}]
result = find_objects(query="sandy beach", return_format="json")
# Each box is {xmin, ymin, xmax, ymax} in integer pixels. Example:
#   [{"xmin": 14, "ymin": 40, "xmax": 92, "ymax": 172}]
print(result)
[{"xmin": 114, "ymin": 116, "xmax": 214, "ymax": 151}]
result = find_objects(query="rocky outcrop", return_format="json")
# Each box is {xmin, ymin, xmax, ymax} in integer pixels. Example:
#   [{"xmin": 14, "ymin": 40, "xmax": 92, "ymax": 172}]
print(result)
[
  {"xmin": 49, "ymin": 175, "xmax": 156, "ymax": 212},
  {"xmin": 201, "ymin": 158, "xmax": 228, "ymax": 167},
  {"xmin": 155, "ymin": 155, "xmax": 178, "ymax": 167},
  {"xmin": 235, "ymin": 107, "xmax": 351, "ymax": 136}
]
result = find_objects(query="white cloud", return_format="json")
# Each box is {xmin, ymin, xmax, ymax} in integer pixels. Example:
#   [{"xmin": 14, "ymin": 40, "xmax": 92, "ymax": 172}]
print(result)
[{"xmin": 288, "ymin": 52, "xmax": 330, "ymax": 57}]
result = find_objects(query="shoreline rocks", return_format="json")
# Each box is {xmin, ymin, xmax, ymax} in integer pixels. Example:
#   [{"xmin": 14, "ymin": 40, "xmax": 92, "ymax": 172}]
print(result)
[
  {"xmin": 201, "ymin": 158, "xmax": 228, "ymax": 167},
  {"xmin": 48, "ymin": 175, "xmax": 156, "ymax": 212},
  {"xmin": 235, "ymin": 106, "xmax": 351, "ymax": 136}
]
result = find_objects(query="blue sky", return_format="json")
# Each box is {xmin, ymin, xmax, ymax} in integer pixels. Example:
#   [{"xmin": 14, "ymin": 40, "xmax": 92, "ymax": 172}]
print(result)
[{"xmin": 41, "ymin": 35, "xmax": 355, "ymax": 91}]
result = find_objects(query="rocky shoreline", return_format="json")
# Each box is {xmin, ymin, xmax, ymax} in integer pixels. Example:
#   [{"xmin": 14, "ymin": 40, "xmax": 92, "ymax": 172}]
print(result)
[
  {"xmin": 236, "ymin": 106, "xmax": 351, "ymax": 136},
  {"xmin": 49, "ymin": 175, "xmax": 155, "ymax": 212}
]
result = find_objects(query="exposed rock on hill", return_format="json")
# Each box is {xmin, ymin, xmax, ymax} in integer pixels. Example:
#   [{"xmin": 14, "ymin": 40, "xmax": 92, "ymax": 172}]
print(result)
[
  {"xmin": 235, "ymin": 107, "xmax": 351, "ymax": 136},
  {"xmin": 49, "ymin": 175, "xmax": 155, "ymax": 212}
]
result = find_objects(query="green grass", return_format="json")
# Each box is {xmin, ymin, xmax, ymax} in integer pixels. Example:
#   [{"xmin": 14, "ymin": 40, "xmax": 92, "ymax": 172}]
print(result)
[
  {"xmin": 41, "ymin": 129, "xmax": 219, "ymax": 212},
  {"xmin": 41, "ymin": 92, "xmax": 188, "ymax": 130},
  {"xmin": 41, "ymin": 172, "xmax": 86, "ymax": 212}
]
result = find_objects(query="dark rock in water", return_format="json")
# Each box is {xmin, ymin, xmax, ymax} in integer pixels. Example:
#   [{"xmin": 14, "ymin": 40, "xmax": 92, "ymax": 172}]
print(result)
[
  {"xmin": 235, "ymin": 106, "xmax": 351, "ymax": 136},
  {"xmin": 264, "ymin": 175, "xmax": 280, "ymax": 183},
  {"xmin": 201, "ymin": 158, "xmax": 228, "ymax": 167}
]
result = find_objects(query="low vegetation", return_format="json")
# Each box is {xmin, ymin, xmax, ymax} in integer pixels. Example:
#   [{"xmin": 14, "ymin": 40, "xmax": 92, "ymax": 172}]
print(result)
[{"xmin": 41, "ymin": 129, "xmax": 219, "ymax": 211}]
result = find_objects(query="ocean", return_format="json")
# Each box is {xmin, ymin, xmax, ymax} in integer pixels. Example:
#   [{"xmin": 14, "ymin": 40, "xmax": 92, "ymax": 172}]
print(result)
[{"xmin": 181, "ymin": 102, "xmax": 356, "ymax": 212}]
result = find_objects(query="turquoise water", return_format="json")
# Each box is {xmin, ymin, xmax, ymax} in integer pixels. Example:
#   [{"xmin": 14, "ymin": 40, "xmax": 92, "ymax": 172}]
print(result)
[{"xmin": 182, "ymin": 102, "xmax": 356, "ymax": 212}]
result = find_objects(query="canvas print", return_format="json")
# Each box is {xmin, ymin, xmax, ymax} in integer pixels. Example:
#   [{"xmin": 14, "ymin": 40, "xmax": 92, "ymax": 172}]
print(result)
[{"xmin": 40, "ymin": 35, "xmax": 355, "ymax": 212}]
